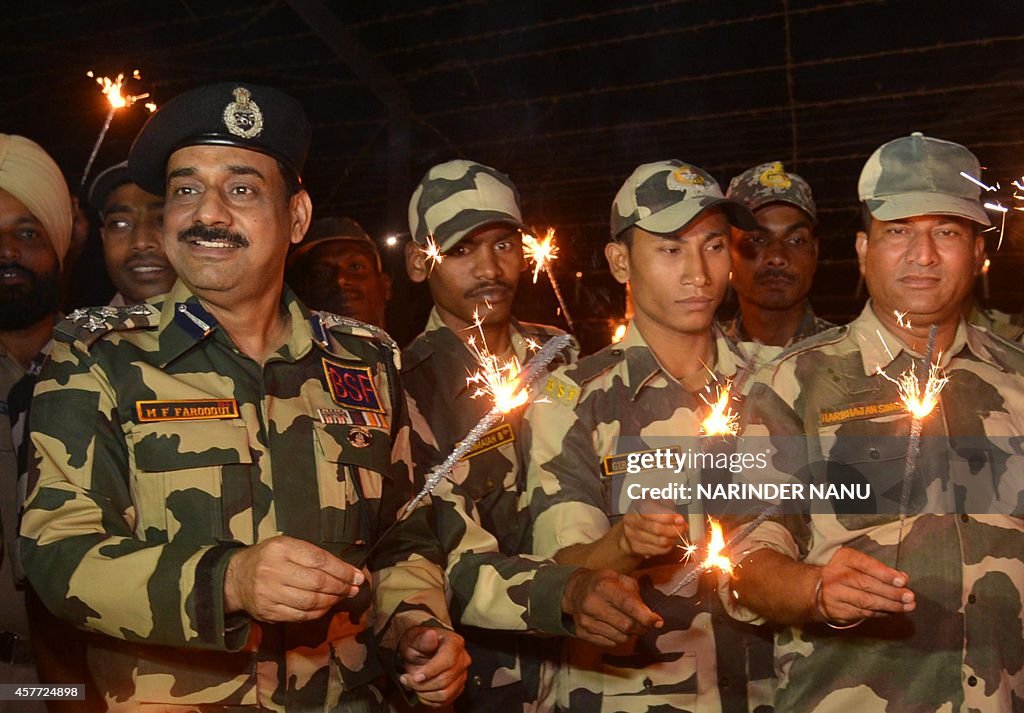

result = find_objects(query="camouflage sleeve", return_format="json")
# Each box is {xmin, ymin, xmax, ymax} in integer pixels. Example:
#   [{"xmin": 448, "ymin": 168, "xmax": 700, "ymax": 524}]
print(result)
[
  {"xmin": 371, "ymin": 359, "xmax": 452, "ymax": 652},
  {"xmin": 405, "ymin": 395, "xmax": 577, "ymax": 636},
  {"xmin": 520, "ymin": 383, "xmax": 609, "ymax": 560},
  {"xmin": 20, "ymin": 338, "xmax": 246, "ymax": 651}
]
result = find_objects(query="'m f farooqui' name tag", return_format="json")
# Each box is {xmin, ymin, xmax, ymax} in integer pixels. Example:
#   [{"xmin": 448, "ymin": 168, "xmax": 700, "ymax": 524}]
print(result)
[{"xmin": 136, "ymin": 399, "xmax": 239, "ymax": 422}]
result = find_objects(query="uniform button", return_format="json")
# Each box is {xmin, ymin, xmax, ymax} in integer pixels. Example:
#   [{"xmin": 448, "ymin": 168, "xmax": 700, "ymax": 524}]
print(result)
[
  {"xmin": 960, "ymin": 514, "xmax": 970, "ymax": 523},
  {"xmin": 643, "ymin": 677, "xmax": 653, "ymax": 689},
  {"xmin": 968, "ymin": 594, "xmax": 976, "ymax": 604},
  {"xmin": 868, "ymin": 447, "xmax": 880, "ymax": 460},
  {"xmin": 485, "ymin": 479, "xmax": 495, "ymax": 489},
  {"xmin": 719, "ymin": 676, "xmax": 729, "ymax": 689},
  {"xmin": 967, "ymin": 675, "xmax": 978, "ymax": 687},
  {"xmin": 832, "ymin": 375, "xmax": 841, "ymax": 383},
  {"xmin": 611, "ymin": 349, "xmax": 623, "ymax": 357},
  {"xmin": 472, "ymin": 675, "xmax": 483, "ymax": 687}
]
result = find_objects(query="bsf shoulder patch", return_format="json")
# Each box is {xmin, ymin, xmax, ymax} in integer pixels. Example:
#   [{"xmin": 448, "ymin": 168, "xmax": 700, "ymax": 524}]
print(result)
[
  {"xmin": 818, "ymin": 400, "xmax": 906, "ymax": 427},
  {"xmin": 136, "ymin": 398, "xmax": 239, "ymax": 422},
  {"xmin": 461, "ymin": 423, "xmax": 515, "ymax": 461},
  {"xmin": 543, "ymin": 375, "xmax": 580, "ymax": 407},
  {"xmin": 322, "ymin": 359, "xmax": 384, "ymax": 413}
]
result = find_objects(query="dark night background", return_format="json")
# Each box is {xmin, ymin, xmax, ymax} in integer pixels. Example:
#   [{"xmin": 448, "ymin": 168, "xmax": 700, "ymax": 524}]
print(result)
[{"xmin": 3, "ymin": 0, "xmax": 1023, "ymax": 351}]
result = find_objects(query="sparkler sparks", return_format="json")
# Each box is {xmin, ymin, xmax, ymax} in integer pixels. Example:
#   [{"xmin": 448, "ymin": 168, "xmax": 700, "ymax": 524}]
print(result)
[
  {"xmin": 521, "ymin": 227, "xmax": 575, "ymax": 331},
  {"xmin": 701, "ymin": 519, "xmax": 735, "ymax": 576},
  {"xmin": 611, "ymin": 322, "xmax": 627, "ymax": 343},
  {"xmin": 419, "ymin": 234, "xmax": 445, "ymax": 272},
  {"xmin": 464, "ymin": 306, "xmax": 529, "ymax": 413},
  {"xmin": 699, "ymin": 380, "xmax": 740, "ymax": 437},
  {"xmin": 81, "ymin": 69, "xmax": 157, "ymax": 185},
  {"xmin": 875, "ymin": 361, "xmax": 948, "ymax": 420}
]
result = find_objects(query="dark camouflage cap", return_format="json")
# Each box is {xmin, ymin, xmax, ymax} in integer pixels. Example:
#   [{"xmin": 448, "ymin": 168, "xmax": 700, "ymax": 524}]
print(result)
[
  {"xmin": 858, "ymin": 132, "xmax": 990, "ymax": 226},
  {"xmin": 408, "ymin": 159, "xmax": 529, "ymax": 253},
  {"xmin": 610, "ymin": 160, "xmax": 757, "ymax": 239},
  {"xmin": 727, "ymin": 161, "xmax": 816, "ymax": 223},
  {"xmin": 129, "ymin": 82, "xmax": 310, "ymax": 196},
  {"xmin": 88, "ymin": 161, "xmax": 133, "ymax": 214},
  {"xmin": 288, "ymin": 216, "xmax": 381, "ymax": 271}
]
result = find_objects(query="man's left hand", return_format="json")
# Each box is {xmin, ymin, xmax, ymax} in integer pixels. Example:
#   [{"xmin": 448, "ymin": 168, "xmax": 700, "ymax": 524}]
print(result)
[{"xmin": 397, "ymin": 625, "xmax": 470, "ymax": 707}]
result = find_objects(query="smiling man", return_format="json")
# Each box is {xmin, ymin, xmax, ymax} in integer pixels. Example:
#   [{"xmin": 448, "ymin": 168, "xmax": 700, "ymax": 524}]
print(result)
[
  {"xmin": 20, "ymin": 83, "xmax": 468, "ymax": 712},
  {"xmin": 521, "ymin": 160, "xmax": 777, "ymax": 712},
  {"xmin": 723, "ymin": 161, "xmax": 833, "ymax": 347},
  {"xmin": 88, "ymin": 161, "xmax": 176, "ymax": 304},
  {"xmin": 723, "ymin": 133, "xmax": 1024, "ymax": 712}
]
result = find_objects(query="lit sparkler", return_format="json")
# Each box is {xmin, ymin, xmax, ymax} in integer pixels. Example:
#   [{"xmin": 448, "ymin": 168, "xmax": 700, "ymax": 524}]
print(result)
[
  {"xmin": 465, "ymin": 306, "xmax": 529, "ymax": 412},
  {"xmin": 699, "ymin": 380, "xmax": 740, "ymax": 438},
  {"xmin": 874, "ymin": 323, "xmax": 945, "ymax": 568},
  {"xmin": 419, "ymin": 234, "xmax": 445, "ymax": 272},
  {"xmin": 81, "ymin": 70, "xmax": 156, "ymax": 185},
  {"xmin": 522, "ymin": 228, "xmax": 575, "ymax": 332},
  {"xmin": 611, "ymin": 322, "xmax": 627, "ymax": 343}
]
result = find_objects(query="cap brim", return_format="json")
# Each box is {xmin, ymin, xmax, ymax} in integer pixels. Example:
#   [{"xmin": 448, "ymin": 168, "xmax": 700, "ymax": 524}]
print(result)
[
  {"xmin": 635, "ymin": 197, "xmax": 758, "ymax": 234},
  {"xmin": 867, "ymin": 192, "xmax": 991, "ymax": 227},
  {"xmin": 438, "ymin": 215, "xmax": 531, "ymax": 253}
]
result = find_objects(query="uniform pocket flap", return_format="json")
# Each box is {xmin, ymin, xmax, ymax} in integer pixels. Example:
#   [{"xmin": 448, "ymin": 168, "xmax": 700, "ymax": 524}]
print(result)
[{"xmin": 130, "ymin": 420, "xmax": 253, "ymax": 471}]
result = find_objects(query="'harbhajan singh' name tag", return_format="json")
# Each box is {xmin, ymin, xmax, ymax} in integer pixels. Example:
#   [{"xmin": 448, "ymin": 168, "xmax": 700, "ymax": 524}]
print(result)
[
  {"xmin": 322, "ymin": 359, "xmax": 384, "ymax": 413},
  {"xmin": 818, "ymin": 400, "xmax": 906, "ymax": 427},
  {"xmin": 461, "ymin": 423, "xmax": 515, "ymax": 460},
  {"xmin": 136, "ymin": 398, "xmax": 239, "ymax": 422}
]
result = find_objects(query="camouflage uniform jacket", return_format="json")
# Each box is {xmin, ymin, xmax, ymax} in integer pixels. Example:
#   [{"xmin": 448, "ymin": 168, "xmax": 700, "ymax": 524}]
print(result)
[
  {"xmin": 402, "ymin": 308, "xmax": 579, "ymax": 712},
  {"xmin": 19, "ymin": 281, "xmax": 450, "ymax": 712},
  {"xmin": 720, "ymin": 302, "xmax": 835, "ymax": 348},
  {"xmin": 0, "ymin": 346, "xmax": 29, "ymax": 641},
  {"xmin": 522, "ymin": 322, "xmax": 776, "ymax": 713},
  {"xmin": 726, "ymin": 302, "xmax": 1024, "ymax": 712},
  {"xmin": 968, "ymin": 303, "xmax": 1024, "ymax": 342}
]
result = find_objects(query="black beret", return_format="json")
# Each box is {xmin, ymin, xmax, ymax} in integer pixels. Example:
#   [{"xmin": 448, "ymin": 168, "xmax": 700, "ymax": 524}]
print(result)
[
  {"xmin": 128, "ymin": 82, "xmax": 310, "ymax": 195},
  {"xmin": 88, "ymin": 160, "xmax": 132, "ymax": 213}
]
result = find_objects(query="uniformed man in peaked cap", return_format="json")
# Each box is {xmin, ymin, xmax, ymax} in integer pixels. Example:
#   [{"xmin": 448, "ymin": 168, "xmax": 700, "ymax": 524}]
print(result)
[
  {"xmin": 724, "ymin": 133, "xmax": 1024, "ymax": 712},
  {"xmin": 20, "ymin": 83, "xmax": 469, "ymax": 712}
]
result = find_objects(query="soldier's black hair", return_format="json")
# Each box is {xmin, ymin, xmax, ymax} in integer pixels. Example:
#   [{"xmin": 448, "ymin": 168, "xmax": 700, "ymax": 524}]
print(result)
[
  {"xmin": 278, "ymin": 160, "xmax": 302, "ymax": 203},
  {"xmin": 613, "ymin": 225, "xmax": 637, "ymax": 248}
]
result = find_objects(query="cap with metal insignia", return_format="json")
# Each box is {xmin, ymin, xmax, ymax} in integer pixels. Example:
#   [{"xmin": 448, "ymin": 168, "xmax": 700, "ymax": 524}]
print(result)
[
  {"xmin": 611, "ymin": 160, "xmax": 757, "ymax": 239},
  {"xmin": 726, "ymin": 161, "xmax": 817, "ymax": 223},
  {"xmin": 128, "ymin": 82, "xmax": 311, "ymax": 196},
  {"xmin": 858, "ymin": 132, "xmax": 990, "ymax": 226}
]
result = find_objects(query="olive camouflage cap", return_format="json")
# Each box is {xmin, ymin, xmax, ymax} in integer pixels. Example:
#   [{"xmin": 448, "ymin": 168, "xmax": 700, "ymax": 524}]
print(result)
[
  {"xmin": 288, "ymin": 216, "xmax": 381, "ymax": 271},
  {"xmin": 858, "ymin": 132, "xmax": 990, "ymax": 226},
  {"xmin": 610, "ymin": 160, "xmax": 757, "ymax": 239},
  {"xmin": 727, "ymin": 161, "xmax": 817, "ymax": 223},
  {"xmin": 408, "ymin": 159, "xmax": 529, "ymax": 253}
]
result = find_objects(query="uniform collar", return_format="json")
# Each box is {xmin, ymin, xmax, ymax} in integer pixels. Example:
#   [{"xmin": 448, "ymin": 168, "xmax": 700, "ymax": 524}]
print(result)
[
  {"xmin": 619, "ymin": 320, "xmax": 743, "ymax": 401},
  {"xmin": 155, "ymin": 279, "xmax": 318, "ymax": 366},
  {"xmin": 849, "ymin": 300, "xmax": 998, "ymax": 376}
]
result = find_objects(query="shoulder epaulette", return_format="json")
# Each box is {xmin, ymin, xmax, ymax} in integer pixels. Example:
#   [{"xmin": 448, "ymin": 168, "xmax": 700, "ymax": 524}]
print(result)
[
  {"xmin": 972, "ymin": 325, "xmax": 1024, "ymax": 375},
  {"xmin": 517, "ymin": 320, "xmax": 568, "ymax": 340},
  {"xmin": 57, "ymin": 304, "xmax": 160, "ymax": 348},
  {"xmin": 317, "ymin": 312, "xmax": 398, "ymax": 351},
  {"xmin": 567, "ymin": 343, "xmax": 628, "ymax": 387}
]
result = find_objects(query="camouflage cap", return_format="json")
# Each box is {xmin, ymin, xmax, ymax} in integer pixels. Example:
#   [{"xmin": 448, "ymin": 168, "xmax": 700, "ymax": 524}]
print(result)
[
  {"xmin": 408, "ymin": 160, "xmax": 529, "ymax": 253},
  {"xmin": 610, "ymin": 160, "xmax": 757, "ymax": 239},
  {"xmin": 288, "ymin": 216, "xmax": 381, "ymax": 271},
  {"xmin": 88, "ymin": 161, "xmax": 132, "ymax": 214},
  {"xmin": 726, "ymin": 161, "xmax": 817, "ymax": 223},
  {"xmin": 858, "ymin": 132, "xmax": 990, "ymax": 226}
]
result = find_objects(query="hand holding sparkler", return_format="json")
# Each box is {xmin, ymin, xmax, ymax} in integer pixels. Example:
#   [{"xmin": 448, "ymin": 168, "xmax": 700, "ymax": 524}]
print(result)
[
  {"xmin": 560, "ymin": 568, "xmax": 664, "ymax": 647},
  {"xmin": 619, "ymin": 510, "xmax": 689, "ymax": 560}
]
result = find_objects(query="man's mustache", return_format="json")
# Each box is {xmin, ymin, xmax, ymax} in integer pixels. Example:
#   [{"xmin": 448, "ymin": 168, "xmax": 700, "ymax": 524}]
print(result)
[
  {"xmin": 465, "ymin": 280, "xmax": 515, "ymax": 299},
  {"xmin": 178, "ymin": 225, "xmax": 249, "ymax": 247},
  {"xmin": 754, "ymin": 268, "xmax": 796, "ymax": 283}
]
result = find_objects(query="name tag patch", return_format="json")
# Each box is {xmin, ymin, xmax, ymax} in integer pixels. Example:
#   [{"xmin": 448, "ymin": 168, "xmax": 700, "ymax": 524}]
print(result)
[
  {"xmin": 602, "ymin": 446, "xmax": 683, "ymax": 477},
  {"xmin": 818, "ymin": 400, "xmax": 906, "ymax": 427},
  {"xmin": 322, "ymin": 360, "xmax": 384, "ymax": 413},
  {"xmin": 461, "ymin": 423, "xmax": 515, "ymax": 460},
  {"xmin": 136, "ymin": 398, "xmax": 239, "ymax": 422},
  {"xmin": 317, "ymin": 408, "xmax": 387, "ymax": 429}
]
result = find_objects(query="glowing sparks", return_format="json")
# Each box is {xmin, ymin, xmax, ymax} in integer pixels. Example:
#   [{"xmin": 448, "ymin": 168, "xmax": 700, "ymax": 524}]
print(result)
[
  {"xmin": 961, "ymin": 171, "xmax": 997, "ymax": 192},
  {"xmin": 522, "ymin": 228, "xmax": 559, "ymax": 284},
  {"xmin": 465, "ymin": 307, "xmax": 528, "ymax": 413},
  {"xmin": 86, "ymin": 70, "xmax": 151, "ymax": 110},
  {"xmin": 612, "ymin": 322, "xmax": 627, "ymax": 343},
  {"xmin": 876, "ymin": 360, "xmax": 948, "ymax": 420},
  {"xmin": 699, "ymin": 381, "xmax": 740, "ymax": 437},
  {"xmin": 419, "ymin": 234, "xmax": 445, "ymax": 271},
  {"xmin": 701, "ymin": 519, "xmax": 735, "ymax": 576},
  {"xmin": 984, "ymin": 201, "xmax": 1009, "ymax": 213},
  {"xmin": 894, "ymin": 309, "xmax": 912, "ymax": 330}
]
